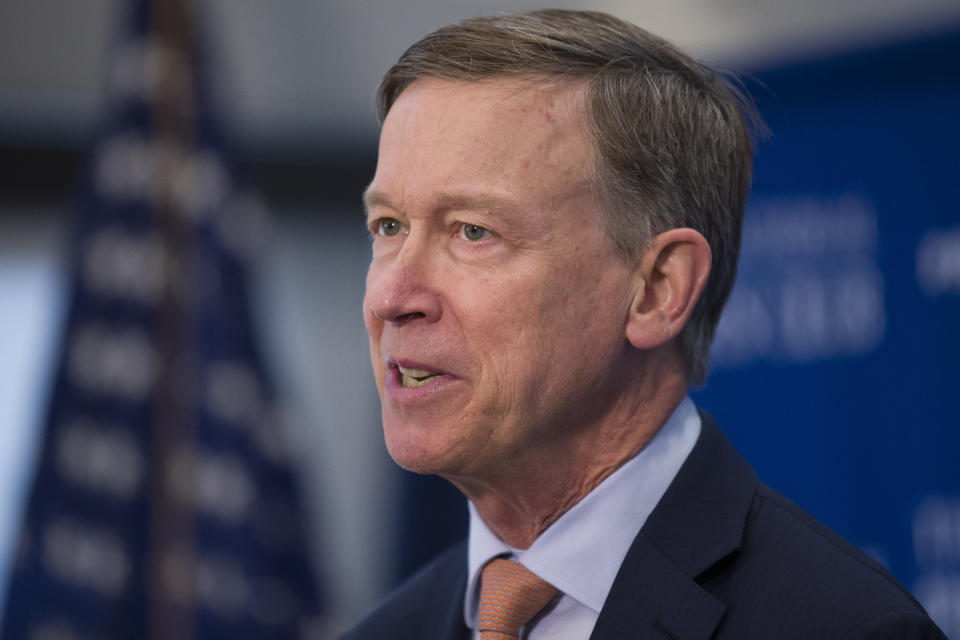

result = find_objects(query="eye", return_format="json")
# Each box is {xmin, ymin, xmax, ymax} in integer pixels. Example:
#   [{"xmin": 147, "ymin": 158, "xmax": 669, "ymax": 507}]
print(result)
[
  {"xmin": 462, "ymin": 224, "xmax": 489, "ymax": 241},
  {"xmin": 377, "ymin": 218, "xmax": 402, "ymax": 237}
]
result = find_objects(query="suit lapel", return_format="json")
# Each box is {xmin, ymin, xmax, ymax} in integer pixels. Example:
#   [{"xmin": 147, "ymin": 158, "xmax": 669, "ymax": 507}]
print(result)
[
  {"xmin": 590, "ymin": 412, "xmax": 757, "ymax": 640},
  {"xmin": 431, "ymin": 593, "xmax": 470, "ymax": 640},
  {"xmin": 589, "ymin": 533, "xmax": 727, "ymax": 639},
  {"xmin": 418, "ymin": 542, "xmax": 471, "ymax": 640}
]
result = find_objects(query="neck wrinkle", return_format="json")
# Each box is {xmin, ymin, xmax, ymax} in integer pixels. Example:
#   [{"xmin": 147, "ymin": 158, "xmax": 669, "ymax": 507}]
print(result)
[{"xmin": 449, "ymin": 358, "xmax": 688, "ymax": 549}]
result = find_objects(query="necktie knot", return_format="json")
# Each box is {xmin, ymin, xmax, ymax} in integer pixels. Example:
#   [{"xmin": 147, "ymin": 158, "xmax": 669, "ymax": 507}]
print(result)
[{"xmin": 477, "ymin": 558, "xmax": 557, "ymax": 639}]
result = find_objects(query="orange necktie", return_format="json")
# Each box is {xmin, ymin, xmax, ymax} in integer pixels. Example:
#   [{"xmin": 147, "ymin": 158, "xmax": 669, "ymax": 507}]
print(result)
[{"xmin": 477, "ymin": 558, "xmax": 558, "ymax": 639}]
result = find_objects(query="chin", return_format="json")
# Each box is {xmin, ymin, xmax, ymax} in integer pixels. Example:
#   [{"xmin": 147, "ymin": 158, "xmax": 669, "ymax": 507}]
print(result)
[
  {"xmin": 385, "ymin": 440, "xmax": 449, "ymax": 475},
  {"xmin": 383, "ymin": 418, "xmax": 464, "ymax": 476}
]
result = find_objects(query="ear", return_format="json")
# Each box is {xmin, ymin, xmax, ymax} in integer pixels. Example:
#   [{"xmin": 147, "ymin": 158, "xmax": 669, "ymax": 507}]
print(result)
[{"xmin": 625, "ymin": 228, "xmax": 712, "ymax": 351}]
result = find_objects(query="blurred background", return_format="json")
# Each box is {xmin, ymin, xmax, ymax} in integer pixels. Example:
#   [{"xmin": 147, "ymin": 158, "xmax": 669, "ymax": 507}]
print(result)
[{"xmin": 1, "ymin": 0, "xmax": 959, "ymax": 637}]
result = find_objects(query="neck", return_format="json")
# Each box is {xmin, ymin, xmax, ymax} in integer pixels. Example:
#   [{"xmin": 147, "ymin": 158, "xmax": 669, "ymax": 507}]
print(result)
[{"xmin": 445, "ymin": 352, "xmax": 689, "ymax": 549}]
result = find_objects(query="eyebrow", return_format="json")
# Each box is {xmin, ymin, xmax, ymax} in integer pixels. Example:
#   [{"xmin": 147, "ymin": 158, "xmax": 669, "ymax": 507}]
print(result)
[
  {"xmin": 362, "ymin": 187, "xmax": 392, "ymax": 216},
  {"xmin": 362, "ymin": 187, "xmax": 517, "ymax": 218}
]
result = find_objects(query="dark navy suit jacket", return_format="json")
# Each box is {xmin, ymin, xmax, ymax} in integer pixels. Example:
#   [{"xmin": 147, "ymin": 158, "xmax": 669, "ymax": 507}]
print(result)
[{"xmin": 344, "ymin": 413, "xmax": 946, "ymax": 639}]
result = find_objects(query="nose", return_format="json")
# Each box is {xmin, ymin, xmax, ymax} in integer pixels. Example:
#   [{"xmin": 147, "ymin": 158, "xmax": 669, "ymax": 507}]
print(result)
[{"xmin": 364, "ymin": 237, "xmax": 443, "ymax": 328}]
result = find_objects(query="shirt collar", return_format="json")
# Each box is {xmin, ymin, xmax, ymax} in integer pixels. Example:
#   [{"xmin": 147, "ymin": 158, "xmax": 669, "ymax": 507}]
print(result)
[{"xmin": 464, "ymin": 396, "xmax": 701, "ymax": 628}]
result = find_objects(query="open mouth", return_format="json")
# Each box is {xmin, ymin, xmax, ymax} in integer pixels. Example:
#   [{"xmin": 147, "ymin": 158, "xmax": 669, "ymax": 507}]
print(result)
[{"xmin": 397, "ymin": 365, "xmax": 442, "ymax": 388}]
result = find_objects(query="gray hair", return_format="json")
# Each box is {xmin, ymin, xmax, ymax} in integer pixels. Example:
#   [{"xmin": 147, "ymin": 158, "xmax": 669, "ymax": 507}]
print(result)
[{"xmin": 376, "ymin": 10, "xmax": 763, "ymax": 384}]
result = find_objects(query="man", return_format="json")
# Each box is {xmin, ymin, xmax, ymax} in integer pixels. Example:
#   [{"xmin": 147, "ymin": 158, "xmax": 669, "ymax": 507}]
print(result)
[{"xmin": 346, "ymin": 10, "xmax": 945, "ymax": 639}]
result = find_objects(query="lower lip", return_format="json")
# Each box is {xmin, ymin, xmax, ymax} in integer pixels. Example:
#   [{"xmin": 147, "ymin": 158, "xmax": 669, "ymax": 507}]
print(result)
[{"xmin": 384, "ymin": 367, "xmax": 463, "ymax": 403}]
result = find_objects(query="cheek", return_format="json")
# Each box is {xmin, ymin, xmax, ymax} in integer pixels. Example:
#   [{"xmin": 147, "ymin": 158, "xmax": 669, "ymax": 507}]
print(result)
[
  {"xmin": 496, "ymin": 263, "xmax": 624, "ymax": 373},
  {"xmin": 361, "ymin": 278, "xmax": 384, "ymax": 383},
  {"xmin": 362, "ymin": 270, "xmax": 373, "ymax": 324},
  {"xmin": 362, "ymin": 267, "xmax": 384, "ymax": 335},
  {"xmin": 463, "ymin": 277, "xmax": 561, "ymax": 384}
]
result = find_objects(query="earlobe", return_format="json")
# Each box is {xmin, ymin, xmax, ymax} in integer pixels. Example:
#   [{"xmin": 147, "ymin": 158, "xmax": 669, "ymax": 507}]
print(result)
[{"xmin": 624, "ymin": 228, "xmax": 712, "ymax": 351}]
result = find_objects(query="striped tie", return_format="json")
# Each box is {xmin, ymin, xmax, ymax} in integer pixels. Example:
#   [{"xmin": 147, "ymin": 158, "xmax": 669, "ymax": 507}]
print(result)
[{"xmin": 477, "ymin": 558, "xmax": 557, "ymax": 639}]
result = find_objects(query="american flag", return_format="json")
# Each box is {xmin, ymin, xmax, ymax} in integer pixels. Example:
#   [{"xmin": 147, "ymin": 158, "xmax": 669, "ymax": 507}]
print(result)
[{"xmin": 1, "ymin": 1, "xmax": 325, "ymax": 638}]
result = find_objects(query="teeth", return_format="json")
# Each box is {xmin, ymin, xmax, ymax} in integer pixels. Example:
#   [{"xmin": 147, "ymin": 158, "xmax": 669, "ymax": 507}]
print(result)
[
  {"xmin": 398, "ymin": 366, "xmax": 440, "ymax": 388},
  {"xmin": 401, "ymin": 374, "xmax": 433, "ymax": 388},
  {"xmin": 398, "ymin": 366, "xmax": 435, "ymax": 378}
]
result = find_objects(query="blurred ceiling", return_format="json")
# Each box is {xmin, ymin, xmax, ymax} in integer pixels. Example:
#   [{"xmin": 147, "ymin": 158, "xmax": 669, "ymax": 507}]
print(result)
[{"xmin": 1, "ymin": 0, "xmax": 959, "ymax": 156}]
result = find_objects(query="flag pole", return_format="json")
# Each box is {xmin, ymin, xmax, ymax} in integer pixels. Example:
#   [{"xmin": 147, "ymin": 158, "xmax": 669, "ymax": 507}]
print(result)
[{"xmin": 147, "ymin": 0, "xmax": 197, "ymax": 638}]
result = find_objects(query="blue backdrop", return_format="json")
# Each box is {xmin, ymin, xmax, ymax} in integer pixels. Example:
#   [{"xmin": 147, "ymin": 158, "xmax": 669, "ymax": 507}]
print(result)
[
  {"xmin": 694, "ymin": 28, "xmax": 960, "ymax": 635},
  {"xmin": 396, "ymin": 27, "xmax": 960, "ymax": 637}
]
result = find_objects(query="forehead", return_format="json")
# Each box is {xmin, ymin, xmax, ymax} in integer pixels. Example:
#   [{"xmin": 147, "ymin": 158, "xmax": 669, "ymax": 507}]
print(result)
[
  {"xmin": 372, "ymin": 77, "xmax": 594, "ymax": 212},
  {"xmin": 387, "ymin": 75, "xmax": 588, "ymax": 131}
]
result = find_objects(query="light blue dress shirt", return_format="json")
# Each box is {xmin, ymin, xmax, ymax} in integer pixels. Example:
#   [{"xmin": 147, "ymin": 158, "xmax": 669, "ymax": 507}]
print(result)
[{"xmin": 464, "ymin": 396, "xmax": 701, "ymax": 639}]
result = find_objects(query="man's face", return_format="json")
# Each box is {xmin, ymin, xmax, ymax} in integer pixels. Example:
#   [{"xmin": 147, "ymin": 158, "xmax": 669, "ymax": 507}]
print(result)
[{"xmin": 363, "ymin": 78, "xmax": 637, "ymax": 480}]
